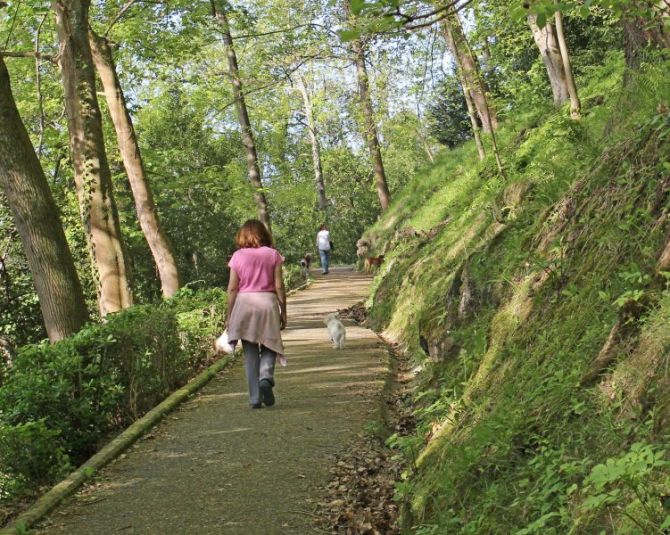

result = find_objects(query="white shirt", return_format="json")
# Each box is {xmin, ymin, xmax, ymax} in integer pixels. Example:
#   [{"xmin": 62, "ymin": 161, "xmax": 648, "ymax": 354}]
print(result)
[{"xmin": 316, "ymin": 230, "xmax": 331, "ymax": 251}]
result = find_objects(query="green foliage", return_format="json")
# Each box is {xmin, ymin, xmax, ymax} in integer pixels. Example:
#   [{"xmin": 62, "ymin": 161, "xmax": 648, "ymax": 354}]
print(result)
[
  {"xmin": 283, "ymin": 264, "xmax": 306, "ymax": 291},
  {"xmin": 2, "ymin": 0, "xmax": 669, "ymax": 527},
  {"xmin": 380, "ymin": 111, "xmax": 437, "ymax": 194},
  {"xmin": 164, "ymin": 287, "xmax": 227, "ymax": 369},
  {"xmin": 0, "ymin": 420, "xmax": 70, "ymax": 496},
  {"xmin": 580, "ymin": 443, "xmax": 670, "ymax": 532},
  {"xmin": 427, "ymin": 76, "xmax": 472, "ymax": 149},
  {"xmin": 363, "ymin": 53, "xmax": 670, "ymax": 534},
  {"xmin": 135, "ymin": 86, "xmax": 255, "ymax": 290},
  {"xmin": 0, "ymin": 289, "xmax": 226, "ymax": 500}
]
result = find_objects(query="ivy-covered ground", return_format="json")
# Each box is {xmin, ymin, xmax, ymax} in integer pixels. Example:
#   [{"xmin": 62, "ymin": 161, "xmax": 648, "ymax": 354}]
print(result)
[{"xmin": 362, "ymin": 53, "xmax": 670, "ymax": 533}]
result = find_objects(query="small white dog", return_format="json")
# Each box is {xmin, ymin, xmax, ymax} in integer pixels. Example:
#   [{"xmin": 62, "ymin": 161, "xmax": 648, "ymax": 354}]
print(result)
[{"xmin": 324, "ymin": 313, "xmax": 346, "ymax": 349}]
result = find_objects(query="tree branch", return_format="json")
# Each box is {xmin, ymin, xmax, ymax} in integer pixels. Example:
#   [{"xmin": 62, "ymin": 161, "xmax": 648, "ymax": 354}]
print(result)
[
  {"xmin": 401, "ymin": 0, "xmax": 476, "ymax": 31},
  {"xmin": 104, "ymin": 0, "xmax": 139, "ymax": 36},
  {"xmin": 104, "ymin": 0, "xmax": 165, "ymax": 36},
  {"xmin": 231, "ymin": 22, "xmax": 340, "ymax": 41},
  {"xmin": 367, "ymin": 0, "xmax": 475, "ymax": 35},
  {"xmin": 0, "ymin": 50, "xmax": 57, "ymax": 62},
  {"xmin": 395, "ymin": 0, "xmax": 466, "ymax": 23},
  {"xmin": 3, "ymin": 0, "xmax": 22, "ymax": 50},
  {"xmin": 35, "ymin": 13, "xmax": 48, "ymax": 156},
  {"xmin": 353, "ymin": 0, "xmax": 474, "ymax": 35}
]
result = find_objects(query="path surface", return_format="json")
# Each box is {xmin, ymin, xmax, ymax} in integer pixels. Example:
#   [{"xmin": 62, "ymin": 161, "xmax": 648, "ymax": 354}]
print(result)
[{"xmin": 37, "ymin": 268, "xmax": 387, "ymax": 535}]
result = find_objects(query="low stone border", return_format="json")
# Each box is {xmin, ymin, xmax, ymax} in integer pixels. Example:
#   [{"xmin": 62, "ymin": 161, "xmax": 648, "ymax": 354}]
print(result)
[{"xmin": 0, "ymin": 353, "xmax": 236, "ymax": 535}]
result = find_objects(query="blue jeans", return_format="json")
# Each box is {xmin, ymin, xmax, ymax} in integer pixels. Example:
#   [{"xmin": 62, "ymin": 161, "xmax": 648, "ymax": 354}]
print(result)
[{"xmin": 319, "ymin": 249, "xmax": 330, "ymax": 273}]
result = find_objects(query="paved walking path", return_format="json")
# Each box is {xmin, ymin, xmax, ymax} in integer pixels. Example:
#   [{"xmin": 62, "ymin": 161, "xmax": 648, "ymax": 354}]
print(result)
[{"xmin": 37, "ymin": 268, "xmax": 387, "ymax": 535}]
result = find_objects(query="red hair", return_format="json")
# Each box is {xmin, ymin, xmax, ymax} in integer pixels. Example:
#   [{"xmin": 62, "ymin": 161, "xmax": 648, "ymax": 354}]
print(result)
[{"xmin": 235, "ymin": 219, "xmax": 273, "ymax": 248}]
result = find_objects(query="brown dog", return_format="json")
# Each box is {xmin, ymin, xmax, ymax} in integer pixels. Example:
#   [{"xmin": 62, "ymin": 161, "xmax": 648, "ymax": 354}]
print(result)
[{"xmin": 364, "ymin": 255, "xmax": 384, "ymax": 273}]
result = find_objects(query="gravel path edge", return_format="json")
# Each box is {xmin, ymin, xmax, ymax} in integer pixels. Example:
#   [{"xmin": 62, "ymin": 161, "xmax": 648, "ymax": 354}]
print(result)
[{"xmin": 0, "ymin": 353, "xmax": 237, "ymax": 535}]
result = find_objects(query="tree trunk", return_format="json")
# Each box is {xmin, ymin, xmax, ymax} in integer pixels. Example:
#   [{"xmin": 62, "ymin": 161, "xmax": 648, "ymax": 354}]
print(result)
[
  {"xmin": 296, "ymin": 74, "xmax": 328, "ymax": 210},
  {"xmin": 443, "ymin": 13, "xmax": 498, "ymax": 133},
  {"xmin": 623, "ymin": 17, "xmax": 650, "ymax": 70},
  {"xmin": 211, "ymin": 1, "xmax": 272, "ymax": 230},
  {"xmin": 191, "ymin": 251, "xmax": 200, "ymax": 275},
  {"xmin": 351, "ymin": 38, "xmax": 392, "ymax": 211},
  {"xmin": 417, "ymin": 128, "xmax": 436, "ymax": 163},
  {"xmin": 553, "ymin": 9, "xmax": 581, "ymax": 119},
  {"xmin": 622, "ymin": 7, "xmax": 670, "ymax": 72},
  {"xmin": 0, "ymin": 55, "xmax": 89, "ymax": 341},
  {"xmin": 461, "ymin": 78, "xmax": 486, "ymax": 161},
  {"xmin": 88, "ymin": 30, "xmax": 182, "ymax": 298},
  {"xmin": 441, "ymin": 20, "xmax": 486, "ymax": 161},
  {"xmin": 528, "ymin": 14, "xmax": 570, "ymax": 105},
  {"xmin": 53, "ymin": 0, "xmax": 133, "ymax": 316}
]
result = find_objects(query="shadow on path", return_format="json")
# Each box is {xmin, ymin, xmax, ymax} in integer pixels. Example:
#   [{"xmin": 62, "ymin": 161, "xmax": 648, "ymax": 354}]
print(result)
[{"xmin": 38, "ymin": 269, "xmax": 387, "ymax": 535}]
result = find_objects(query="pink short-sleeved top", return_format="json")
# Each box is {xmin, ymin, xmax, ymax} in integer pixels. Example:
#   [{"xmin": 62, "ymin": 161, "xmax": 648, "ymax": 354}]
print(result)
[{"xmin": 228, "ymin": 246, "xmax": 284, "ymax": 293}]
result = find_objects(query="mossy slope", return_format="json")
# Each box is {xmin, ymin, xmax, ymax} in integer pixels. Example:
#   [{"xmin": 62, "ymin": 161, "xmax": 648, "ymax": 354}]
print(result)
[{"xmin": 365, "ymin": 55, "xmax": 670, "ymax": 534}]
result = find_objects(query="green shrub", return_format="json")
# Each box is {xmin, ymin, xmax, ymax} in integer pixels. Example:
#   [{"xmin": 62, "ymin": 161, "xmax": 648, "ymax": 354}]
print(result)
[
  {"xmin": 0, "ymin": 420, "xmax": 71, "ymax": 494},
  {"xmin": 164, "ymin": 287, "xmax": 227, "ymax": 370},
  {"xmin": 0, "ymin": 288, "xmax": 228, "ymax": 500},
  {"xmin": 283, "ymin": 264, "xmax": 306, "ymax": 292}
]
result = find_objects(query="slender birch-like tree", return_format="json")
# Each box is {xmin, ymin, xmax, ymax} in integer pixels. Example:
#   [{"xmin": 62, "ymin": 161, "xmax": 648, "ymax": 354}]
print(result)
[
  {"xmin": 89, "ymin": 29, "xmax": 182, "ymax": 298},
  {"xmin": 527, "ymin": 5, "xmax": 580, "ymax": 118},
  {"xmin": 296, "ymin": 73, "xmax": 328, "ymax": 210},
  {"xmin": 440, "ymin": 20, "xmax": 485, "ymax": 160},
  {"xmin": 553, "ymin": 9, "xmax": 581, "ymax": 118},
  {"xmin": 211, "ymin": 0, "xmax": 272, "ymax": 230},
  {"xmin": 528, "ymin": 14, "xmax": 570, "ymax": 106},
  {"xmin": 53, "ymin": 0, "xmax": 133, "ymax": 316},
  {"xmin": 442, "ymin": 12, "xmax": 498, "ymax": 133}
]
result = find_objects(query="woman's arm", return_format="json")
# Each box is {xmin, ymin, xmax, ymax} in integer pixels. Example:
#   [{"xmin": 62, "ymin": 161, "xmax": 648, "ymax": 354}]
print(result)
[
  {"xmin": 226, "ymin": 269, "xmax": 240, "ymax": 325},
  {"xmin": 274, "ymin": 263, "xmax": 287, "ymax": 329}
]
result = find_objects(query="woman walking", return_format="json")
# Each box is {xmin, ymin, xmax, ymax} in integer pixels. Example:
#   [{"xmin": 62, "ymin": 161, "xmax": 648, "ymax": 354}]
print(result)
[{"xmin": 226, "ymin": 220, "xmax": 287, "ymax": 408}]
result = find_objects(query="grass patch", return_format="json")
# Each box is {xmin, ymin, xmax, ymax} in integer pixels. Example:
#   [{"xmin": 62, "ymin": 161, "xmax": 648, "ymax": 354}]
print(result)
[{"xmin": 365, "ymin": 54, "xmax": 670, "ymax": 533}]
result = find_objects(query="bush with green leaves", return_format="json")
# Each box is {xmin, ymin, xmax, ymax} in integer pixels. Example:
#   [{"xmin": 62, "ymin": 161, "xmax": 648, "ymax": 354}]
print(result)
[
  {"xmin": 163, "ymin": 287, "xmax": 227, "ymax": 370},
  {"xmin": 283, "ymin": 264, "xmax": 306, "ymax": 292},
  {"xmin": 0, "ymin": 288, "xmax": 227, "ymax": 500},
  {"xmin": 579, "ymin": 442, "xmax": 670, "ymax": 532}
]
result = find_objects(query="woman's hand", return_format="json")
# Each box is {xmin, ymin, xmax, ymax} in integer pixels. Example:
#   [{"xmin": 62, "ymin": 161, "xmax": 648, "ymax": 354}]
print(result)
[{"xmin": 280, "ymin": 311, "xmax": 287, "ymax": 330}]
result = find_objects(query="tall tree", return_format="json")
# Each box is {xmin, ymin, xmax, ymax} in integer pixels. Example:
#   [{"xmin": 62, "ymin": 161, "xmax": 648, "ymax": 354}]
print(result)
[
  {"xmin": 345, "ymin": 0, "xmax": 392, "ymax": 211},
  {"xmin": 88, "ymin": 29, "xmax": 182, "ymax": 298},
  {"xmin": 553, "ymin": 9, "xmax": 581, "ymax": 118},
  {"xmin": 0, "ymin": 55, "xmax": 89, "ymax": 341},
  {"xmin": 528, "ymin": 14, "xmax": 570, "ymax": 105},
  {"xmin": 442, "ymin": 12, "xmax": 498, "ymax": 133},
  {"xmin": 352, "ymin": 37, "xmax": 392, "ymax": 211},
  {"xmin": 53, "ymin": 0, "xmax": 133, "ymax": 316},
  {"xmin": 440, "ymin": 21, "xmax": 486, "ymax": 160},
  {"xmin": 210, "ymin": 0, "xmax": 272, "ymax": 230},
  {"xmin": 527, "ymin": 5, "xmax": 580, "ymax": 118},
  {"xmin": 296, "ymin": 73, "xmax": 328, "ymax": 210}
]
